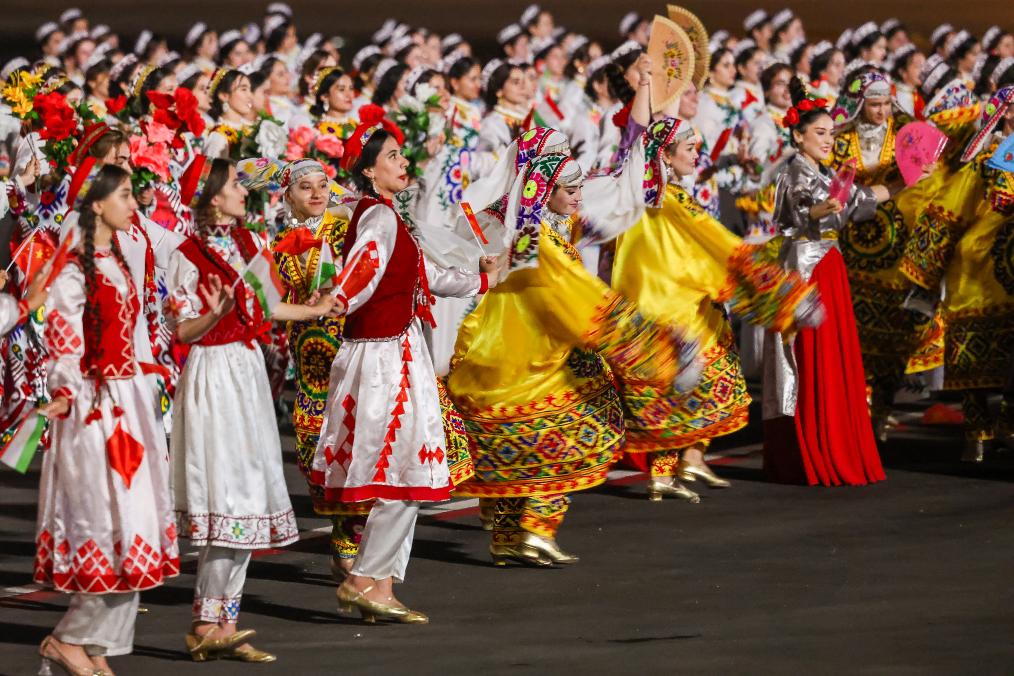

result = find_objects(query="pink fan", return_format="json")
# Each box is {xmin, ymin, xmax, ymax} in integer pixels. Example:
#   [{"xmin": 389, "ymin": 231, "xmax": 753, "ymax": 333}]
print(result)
[
  {"xmin": 895, "ymin": 121, "xmax": 948, "ymax": 187},
  {"xmin": 828, "ymin": 159, "xmax": 856, "ymax": 204}
]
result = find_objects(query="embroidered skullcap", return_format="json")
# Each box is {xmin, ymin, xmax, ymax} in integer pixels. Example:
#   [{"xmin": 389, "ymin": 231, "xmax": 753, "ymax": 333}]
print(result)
[
  {"xmin": 441, "ymin": 49, "xmax": 469, "ymax": 74},
  {"xmin": 618, "ymin": 12, "xmax": 641, "ymax": 37},
  {"xmin": 744, "ymin": 10, "xmax": 768, "ymax": 33},
  {"xmin": 60, "ymin": 8, "xmax": 83, "ymax": 25},
  {"xmin": 831, "ymin": 69, "xmax": 893, "ymax": 128},
  {"xmin": 389, "ymin": 35, "xmax": 415, "ymax": 58},
  {"xmin": 880, "ymin": 19, "xmax": 902, "ymax": 35},
  {"xmin": 930, "ymin": 24, "xmax": 954, "ymax": 48},
  {"xmin": 1, "ymin": 58, "xmax": 29, "ymax": 81},
  {"xmin": 836, "ymin": 29, "xmax": 853, "ymax": 52},
  {"xmin": 498, "ymin": 24, "xmax": 523, "ymax": 46},
  {"xmin": 442, "ymin": 33, "xmax": 464, "ymax": 51},
  {"xmin": 992, "ymin": 57, "xmax": 1014, "ymax": 88},
  {"xmin": 852, "ymin": 22, "xmax": 880, "ymax": 47},
  {"xmin": 266, "ymin": 2, "xmax": 292, "ymax": 18},
  {"xmin": 709, "ymin": 30, "xmax": 730, "ymax": 55},
  {"xmin": 390, "ymin": 23, "xmax": 410, "ymax": 42},
  {"xmin": 771, "ymin": 9, "xmax": 794, "ymax": 32},
  {"xmin": 462, "ymin": 127, "xmax": 570, "ymax": 214},
  {"xmin": 611, "ymin": 40, "xmax": 642, "ymax": 61},
  {"xmin": 219, "ymin": 30, "xmax": 244, "ymax": 54},
  {"xmin": 920, "ymin": 56, "xmax": 951, "ymax": 96},
  {"xmin": 733, "ymin": 39, "xmax": 757, "ymax": 60},
  {"xmin": 372, "ymin": 58, "xmax": 398, "ymax": 86},
  {"xmin": 481, "ymin": 58, "xmax": 505, "ymax": 90},
  {"xmin": 404, "ymin": 65, "xmax": 431, "ymax": 94},
  {"xmin": 58, "ymin": 31, "xmax": 89, "ymax": 57},
  {"xmin": 530, "ymin": 37, "xmax": 556, "ymax": 61},
  {"xmin": 84, "ymin": 43, "xmax": 112, "ymax": 72},
  {"xmin": 243, "ymin": 23, "xmax": 262, "ymax": 46},
  {"xmin": 970, "ymin": 53, "xmax": 989, "ymax": 84},
  {"xmin": 36, "ymin": 22, "xmax": 60, "ymax": 44},
  {"xmin": 521, "ymin": 4, "xmax": 541, "ymax": 28},
  {"xmin": 353, "ymin": 45, "xmax": 382, "ymax": 72},
  {"xmin": 943, "ymin": 30, "xmax": 974, "ymax": 60},
  {"xmin": 372, "ymin": 19, "xmax": 397, "ymax": 46},
  {"xmin": 567, "ymin": 35, "xmax": 589, "ymax": 56},
  {"xmin": 982, "ymin": 26, "xmax": 1003, "ymax": 53},
  {"xmin": 109, "ymin": 53, "xmax": 138, "ymax": 82},
  {"xmin": 134, "ymin": 30, "xmax": 153, "ymax": 56},
  {"xmin": 264, "ymin": 15, "xmax": 288, "ymax": 39},
  {"xmin": 90, "ymin": 24, "xmax": 110, "ymax": 41},
  {"xmin": 176, "ymin": 63, "xmax": 201, "ymax": 85},
  {"xmin": 809, "ymin": 41, "xmax": 834, "ymax": 66},
  {"xmin": 585, "ymin": 54, "xmax": 611, "ymax": 79}
]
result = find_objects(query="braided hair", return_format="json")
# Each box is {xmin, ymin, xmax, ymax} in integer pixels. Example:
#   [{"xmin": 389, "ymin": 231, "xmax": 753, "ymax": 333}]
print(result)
[{"xmin": 77, "ymin": 164, "xmax": 132, "ymax": 393}]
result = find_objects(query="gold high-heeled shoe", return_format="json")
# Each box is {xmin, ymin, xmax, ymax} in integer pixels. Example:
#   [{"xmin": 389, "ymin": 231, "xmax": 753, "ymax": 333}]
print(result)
[
  {"xmin": 336, "ymin": 583, "xmax": 427, "ymax": 624},
  {"xmin": 38, "ymin": 636, "xmax": 105, "ymax": 675},
  {"xmin": 222, "ymin": 644, "xmax": 277, "ymax": 663},
  {"xmin": 647, "ymin": 478, "xmax": 701, "ymax": 502},
  {"xmin": 184, "ymin": 629, "xmax": 257, "ymax": 662},
  {"xmin": 489, "ymin": 543, "xmax": 552, "ymax": 567},
  {"xmin": 677, "ymin": 463, "xmax": 731, "ymax": 488},
  {"xmin": 518, "ymin": 532, "xmax": 579, "ymax": 565}
]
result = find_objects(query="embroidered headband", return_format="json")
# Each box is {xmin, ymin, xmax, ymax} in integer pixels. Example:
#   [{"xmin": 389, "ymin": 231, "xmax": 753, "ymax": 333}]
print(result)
[
  {"xmin": 208, "ymin": 68, "xmax": 233, "ymax": 100},
  {"xmin": 373, "ymin": 58, "xmax": 398, "ymax": 86},
  {"xmin": 782, "ymin": 96, "xmax": 829, "ymax": 129},
  {"xmin": 744, "ymin": 10, "xmax": 768, "ymax": 33},
  {"xmin": 340, "ymin": 103, "xmax": 404, "ymax": 172},
  {"xmin": 960, "ymin": 85, "xmax": 1013, "ymax": 162},
  {"xmin": 851, "ymin": 22, "xmax": 879, "ymax": 47},
  {"xmin": 481, "ymin": 58, "xmax": 505, "ymax": 91}
]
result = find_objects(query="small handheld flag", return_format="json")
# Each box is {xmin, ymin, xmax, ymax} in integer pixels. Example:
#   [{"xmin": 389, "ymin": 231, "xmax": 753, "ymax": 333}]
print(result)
[
  {"xmin": 331, "ymin": 241, "xmax": 381, "ymax": 303},
  {"xmin": 0, "ymin": 413, "xmax": 46, "ymax": 474},
  {"xmin": 311, "ymin": 242, "xmax": 339, "ymax": 292},
  {"xmin": 234, "ymin": 248, "xmax": 286, "ymax": 317},
  {"xmin": 459, "ymin": 201, "xmax": 488, "ymax": 256}
]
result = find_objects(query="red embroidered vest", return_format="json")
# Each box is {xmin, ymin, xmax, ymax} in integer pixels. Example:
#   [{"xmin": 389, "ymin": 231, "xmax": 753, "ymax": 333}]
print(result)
[
  {"xmin": 69, "ymin": 252, "xmax": 139, "ymax": 380},
  {"xmin": 340, "ymin": 197, "xmax": 433, "ymax": 340},
  {"xmin": 177, "ymin": 227, "xmax": 270, "ymax": 346}
]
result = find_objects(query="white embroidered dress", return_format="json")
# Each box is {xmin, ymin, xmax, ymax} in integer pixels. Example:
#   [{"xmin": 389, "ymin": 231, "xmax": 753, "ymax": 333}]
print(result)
[
  {"xmin": 166, "ymin": 230, "xmax": 299, "ymax": 549},
  {"xmin": 312, "ymin": 201, "xmax": 483, "ymax": 503},
  {"xmin": 35, "ymin": 251, "xmax": 180, "ymax": 593}
]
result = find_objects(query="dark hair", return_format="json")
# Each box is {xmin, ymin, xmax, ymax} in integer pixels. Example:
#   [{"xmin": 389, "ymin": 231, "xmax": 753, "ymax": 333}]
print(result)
[
  {"xmin": 90, "ymin": 127, "xmax": 129, "ymax": 160},
  {"xmin": 761, "ymin": 62, "xmax": 793, "ymax": 95},
  {"xmin": 921, "ymin": 64, "xmax": 958, "ymax": 98},
  {"xmin": 810, "ymin": 47, "xmax": 841, "ymax": 80},
  {"xmin": 735, "ymin": 45, "xmax": 760, "ymax": 70},
  {"xmin": 565, "ymin": 42, "xmax": 592, "ymax": 80},
  {"xmin": 890, "ymin": 49, "xmax": 921, "ymax": 82},
  {"xmin": 974, "ymin": 54, "xmax": 1001, "ymax": 97},
  {"xmin": 408, "ymin": 68, "xmax": 439, "ymax": 97},
  {"xmin": 788, "ymin": 76, "xmax": 830, "ymax": 139},
  {"xmin": 394, "ymin": 42, "xmax": 419, "ymax": 63},
  {"xmin": 209, "ymin": 70, "xmax": 247, "ymax": 118},
  {"xmin": 584, "ymin": 63, "xmax": 610, "ymax": 100},
  {"xmin": 604, "ymin": 62, "xmax": 634, "ymax": 105},
  {"xmin": 483, "ymin": 62, "xmax": 521, "ymax": 108},
  {"xmin": 264, "ymin": 21, "xmax": 292, "ymax": 53},
  {"xmin": 139, "ymin": 34, "xmax": 167, "ymax": 63},
  {"xmin": 350, "ymin": 129, "xmax": 394, "ymax": 194},
  {"xmin": 310, "ymin": 67, "xmax": 349, "ymax": 117},
  {"xmin": 447, "ymin": 55, "xmax": 477, "ymax": 83},
  {"xmin": 354, "ymin": 52, "xmax": 384, "ymax": 91},
  {"xmin": 790, "ymin": 42, "xmax": 810, "ymax": 74},
  {"xmin": 131, "ymin": 66, "xmax": 172, "ymax": 117},
  {"xmin": 77, "ymin": 164, "xmax": 132, "ymax": 395},
  {"xmin": 372, "ymin": 63, "xmax": 408, "ymax": 107},
  {"xmin": 248, "ymin": 67, "xmax": 269, "ymax": 94},
  {"xmin": 948, "ymin": 35, "xmax": 978, "ymax": 63},
  {"xmin": 179, "ymin": 69, "xmax": 206, "ymax": 91},
  {"xmin": 299, "ymin": 49, "xmax": 331, "ymax": 97},
  {"xmin": 184, "ymin": 27, "xmax": 213, "ymax": 60},
  {"xmin": 193, "ymin": 158, "xmax": 234, "ymax": 231},
  {"xmin": 533, "ymin": 40, "xmax": 560, "ymax": 64},
  {"xmin": 710, "ymin": 47, "xmax": 732, "ymax": 70},
  {"xmin": 883, "ymin": 22, "xmax": 907, "ymax": 41},
  {"xmin": 997, "ymin": 61, "xmax": 1014, "ymax": 88},
  {"xmin": 854, "ymin": 30, "xmax": 884, "ymax": 56},
  {"xmin": 932, "ymin": 30, "xmax": 953, "ymax": 54}
]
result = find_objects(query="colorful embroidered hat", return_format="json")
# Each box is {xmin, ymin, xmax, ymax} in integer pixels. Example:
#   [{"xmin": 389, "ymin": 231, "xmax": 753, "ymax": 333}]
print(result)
[
  {"xmin": 961, "ymin": 86, "xmax": 1014, "ymax": 162},
  {"xmin": 831, "ymin": 69, "xmax": 894, "ymax": 128},
  {"xmin": 642, "ymin": 117, "xmax": 696, "ymax": 207}
]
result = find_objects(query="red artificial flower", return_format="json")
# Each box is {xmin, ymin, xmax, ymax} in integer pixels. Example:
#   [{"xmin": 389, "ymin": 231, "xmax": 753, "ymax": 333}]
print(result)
[
  {"xmin": 129, "ymin": 135, "xmax": 170, "ymax": 181},
  {"xmin": 612, "ymin": 100, "xmax": 633, "ymax": 130},
  {"xmin": 105, "ymin": 95, "xmax": 127, "ymax": 115},
  {"xmin": 32, "ymin": 92, "xmax": 68, "ymax": 118},
  {"xmin": 40, "ymin": 106, "xmax": 78, "ymax": 141},
  {"xmin": 782, "ymin": 107, "xmax": 800, "ymax": 128},
  {"xmin": 146, "ymin": 91, "xmax": 174, "ymax": 111},
  {"xmin": 173, "ymin": 87, "xmax": 205, "ymax": 136}
]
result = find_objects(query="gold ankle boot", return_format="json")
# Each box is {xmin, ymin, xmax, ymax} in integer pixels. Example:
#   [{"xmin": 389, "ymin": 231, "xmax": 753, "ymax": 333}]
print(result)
[
  {"xmin": 647, "ymin": 478, "xmax": 701, "ymax": 502},
  {"xmin": 678, "ymin": 463, "xmax": 731, "ymax": 488},
  {"xmin": 519, "ymin": 532, "xmax": 579, "ymax": 565}
]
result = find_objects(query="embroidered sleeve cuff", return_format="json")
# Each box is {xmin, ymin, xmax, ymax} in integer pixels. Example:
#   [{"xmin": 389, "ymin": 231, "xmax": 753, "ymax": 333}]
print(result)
[{"xmin": 50, "ymin": 387, "xmax": 73, "ymax": 418}]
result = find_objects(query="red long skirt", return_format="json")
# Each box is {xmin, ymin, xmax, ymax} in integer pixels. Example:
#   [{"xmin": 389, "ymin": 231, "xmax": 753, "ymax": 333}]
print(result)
[{"xmin": 763, "ymin": 248, "xmax": 886, "ymax": 486}]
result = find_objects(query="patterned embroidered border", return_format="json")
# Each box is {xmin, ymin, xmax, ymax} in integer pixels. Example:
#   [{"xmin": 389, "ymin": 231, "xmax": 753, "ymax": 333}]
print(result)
[
  {"xmin": 898, "ymin": 203, "xmax": 967, "ymax": 290},
  {"xmin": 34, "ymin": 531, "xmax": 180, "ymax": 593},
  {"xmin": 194, "ymin": 595, "xmax": 243, "ymax": 623},
  {"xmin": 176, "ymin": 510, "xmax": 299, "ymax": 548},
  {"xmin": 942, "ymin": 308, "xmax": 1014, "ymax": 390}
]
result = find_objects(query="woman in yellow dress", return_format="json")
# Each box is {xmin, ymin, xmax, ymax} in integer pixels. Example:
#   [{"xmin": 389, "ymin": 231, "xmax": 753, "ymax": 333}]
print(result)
[
  {"xmin": 447, "ymin": 153, "xmax": 700, "ymax": 567},
  {"xmin": 605, "ymin": 116, "xmax": 819, "ymax": 500},
  {"xmin": 898, "ymin": 86, "xmax": 1014, "ymax": 460}
]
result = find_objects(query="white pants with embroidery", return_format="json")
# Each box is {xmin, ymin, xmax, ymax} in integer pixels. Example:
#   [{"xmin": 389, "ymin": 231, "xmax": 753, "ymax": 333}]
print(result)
[{"xmin": 193, "ymin": 546, "xmax": 252, "ymax": 623}]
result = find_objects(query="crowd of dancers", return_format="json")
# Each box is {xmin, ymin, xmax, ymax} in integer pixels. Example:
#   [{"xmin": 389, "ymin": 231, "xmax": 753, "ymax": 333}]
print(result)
[{"xmin": 0, "ymin": 3, "xmax": 1012, "ymax": 673}]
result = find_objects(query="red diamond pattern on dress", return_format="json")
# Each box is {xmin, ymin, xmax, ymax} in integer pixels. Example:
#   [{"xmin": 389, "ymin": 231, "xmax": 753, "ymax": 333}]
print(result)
[
  {"xmin": 373, "ymin": 335, "xmax": 412, "ymax": 483},
  {"xmin": 70, "ymin": 539, "xmax": 117, "ymax": 592},
  {"xmin": 418, "ymin": 445, "xmax": 445, "ymax": 465},
  {"xmin": 44, "ymin": 310, "xmax": 82, "ymax": 357},
  {"xmin": 123, "ymin": 534, "xmax": 163, "ymax": 589},
  {"xmin": 106, "ymin": 421, "xmax": 145, "ymax": 488},
  {"xmin": 333, "ymin": 394, "xmax": 356, "ymax": 469}
]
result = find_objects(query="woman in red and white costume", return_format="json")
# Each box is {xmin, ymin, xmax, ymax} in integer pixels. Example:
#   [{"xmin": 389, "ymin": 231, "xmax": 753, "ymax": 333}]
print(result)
[
  {"xmin": 311, "ymin": 108, "xmax": 498, "ymax": 624},
  {"xmin": 34, "ymin": 165, "xmax": 180, "ymax": 676}
]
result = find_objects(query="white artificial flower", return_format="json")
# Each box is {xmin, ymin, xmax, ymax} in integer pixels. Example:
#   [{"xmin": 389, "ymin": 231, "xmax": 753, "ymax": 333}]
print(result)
[
  {"xmin": 256, "ymin": 120, "xmax": 287, "ymax": 159},
  {"xmin": 398, "ymin": 94, "xmax": 425, "ymax": 114}
]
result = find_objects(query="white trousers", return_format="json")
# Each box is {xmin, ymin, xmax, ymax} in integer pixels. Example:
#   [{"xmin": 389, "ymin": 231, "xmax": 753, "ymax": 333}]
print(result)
[
  {"xmin": 53, "ymin": 592, "xmax": 139, "ymax": 657},
  {"xmin": 193, "ymin": 546, "xmax": 252, "ymax": 623},
  {"xmin": 351, "ymin": 499, "xmax": 420, "ymax": 583}
]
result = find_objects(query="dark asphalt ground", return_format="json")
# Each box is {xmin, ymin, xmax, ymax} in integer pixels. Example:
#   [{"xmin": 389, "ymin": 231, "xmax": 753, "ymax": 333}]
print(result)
[{"xmin": 1, "ymin": 397, "xmax": 1012, "ymax": 676}]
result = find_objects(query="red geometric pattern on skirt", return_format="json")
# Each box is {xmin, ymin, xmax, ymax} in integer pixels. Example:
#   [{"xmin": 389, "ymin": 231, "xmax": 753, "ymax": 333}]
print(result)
[
  {"xmin": 373, "ymin": 334, "xmax": 412, "ymax": 483},
  {"xmin": 33, "ymin": 531, "xmax": 180, "ymax": 593}
]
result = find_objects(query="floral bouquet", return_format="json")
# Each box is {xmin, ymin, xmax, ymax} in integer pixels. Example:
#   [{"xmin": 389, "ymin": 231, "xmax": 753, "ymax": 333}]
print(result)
[
  {"xmin": 392, "ymin": 82, "xmax": 446, "ymax": 178},
  {"xmin": 285, "ymin": 125, "xmax": 343, "ymax": 179}
]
